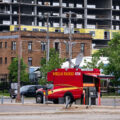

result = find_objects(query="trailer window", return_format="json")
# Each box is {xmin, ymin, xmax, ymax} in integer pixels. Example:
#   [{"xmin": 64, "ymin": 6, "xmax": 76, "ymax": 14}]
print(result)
[{"xmin": 83, "ymin": 75, "xmax": 94, "ymax": 83}]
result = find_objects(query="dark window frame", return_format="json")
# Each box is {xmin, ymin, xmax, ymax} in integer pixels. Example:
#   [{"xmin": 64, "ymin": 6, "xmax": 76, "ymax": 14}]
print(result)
[
  {"xmin": 11, "ymin": 41, "xmax": 16, "ymax": 50},
  {"xmin": 5, "ymin": 42, "xmax": 7, "ymax": 48},
  {"xmin": 28, "ymin": 57, "xmax": 32, "ymax": 66},
  {"xmin": 80, "ymin": 43, "xmax": 85, "ymax": 53},
  {"xmin": 41, "ymin": 42, "xmax": 46, "ymax": 51},
  {"xmin": 0, "ymin": 42, "xmax": 3, "ymax": 48},
  {"xmin": 0, "ymin": 57, "xmax": 2, "ymax": 64},
  {"xmin": 5, "ymin": 57, "xmax": 7, "ymax": 64},
  {"xmin": 28, "ymin": 41, "xmax": 32, "ymax": 51}
]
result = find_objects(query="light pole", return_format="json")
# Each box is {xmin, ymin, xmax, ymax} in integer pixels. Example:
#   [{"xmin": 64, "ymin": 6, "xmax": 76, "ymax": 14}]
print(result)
[
  {"xmin": 65, "ymin": 11, "xmax": 76, "ymax": 68},
  {"xmin": 46, "ymin": 13, "xmax": 50, "ymax": 62},
  {"xmin": 16, "ymin": 0, "xmax": 21, "ymax": 102}
]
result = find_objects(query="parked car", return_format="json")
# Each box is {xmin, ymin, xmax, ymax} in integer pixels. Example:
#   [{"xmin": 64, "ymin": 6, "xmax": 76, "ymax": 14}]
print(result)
[{"xmin": 10, "ymin": 85, "xmax": 43, "ymax": 98}]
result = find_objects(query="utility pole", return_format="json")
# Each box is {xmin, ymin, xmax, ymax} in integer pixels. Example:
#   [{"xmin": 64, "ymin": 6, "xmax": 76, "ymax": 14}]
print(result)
[
  {"xmin": 46, "ymin": 13, "xmax": 50, "ymax": 62},
  {"xmin": 68, "ymin": 11, "xmax": 72, "ymax": 68},
  {"xmin": 16, "ymin": 0, "xmax": 21, "ymax": 102}
]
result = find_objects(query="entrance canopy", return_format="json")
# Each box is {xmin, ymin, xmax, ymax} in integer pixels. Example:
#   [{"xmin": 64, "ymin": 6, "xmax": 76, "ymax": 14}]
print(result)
[{"xmin": 84, "ymin": 73, "xmax": 114, "ymax": 80}]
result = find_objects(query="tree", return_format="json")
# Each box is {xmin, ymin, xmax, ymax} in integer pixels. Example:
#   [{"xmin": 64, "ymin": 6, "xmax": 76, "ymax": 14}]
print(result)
[
  {"xmin": 102, "ymin": 33, "xmax": 120, "ymax": 86},
  {"xmin": 39, "ymin": 48, "xmax": 65, "ymax": 85},
  {"xmin": 8, "ymin": 57, "xmax": 29, "ymax": 83},
  {"xmin": 82, "ymin": 54, "xmax": 104, "ymax": 70}
]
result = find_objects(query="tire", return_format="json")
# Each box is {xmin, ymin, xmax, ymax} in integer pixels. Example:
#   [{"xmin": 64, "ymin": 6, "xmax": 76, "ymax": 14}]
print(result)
[
  {"xmin": 64, "ymin": 94, "xmax": 73, "ymax": 104},
  {"xmin": 53, "ymin": 99, "xmax": 58, "ymax": 104},
  {"xmin": 36, "ymin": 94, "xmax": 43, "ymax": 103}
]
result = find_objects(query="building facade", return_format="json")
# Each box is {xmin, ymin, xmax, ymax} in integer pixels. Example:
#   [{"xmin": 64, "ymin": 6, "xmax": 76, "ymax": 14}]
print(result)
[
  {"xmin": 0, "ymin": 31, "xmax": 92, "ymax": 78},
  {"xmin": 0, "ymin": 0, "xmax": 120, "ymax": 48}
]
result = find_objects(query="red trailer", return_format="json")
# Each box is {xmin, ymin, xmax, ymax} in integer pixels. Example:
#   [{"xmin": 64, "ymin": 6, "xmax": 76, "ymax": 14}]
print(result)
[{"xmin": 36, "ymin": 68, "xmax": 112, "ymax": 105}]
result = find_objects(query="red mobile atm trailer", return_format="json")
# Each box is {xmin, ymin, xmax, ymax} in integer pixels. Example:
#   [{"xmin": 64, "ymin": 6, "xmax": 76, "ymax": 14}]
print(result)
[{"xmin": 36, "ymin": 68, "xmax": 112, "ymax": 105}]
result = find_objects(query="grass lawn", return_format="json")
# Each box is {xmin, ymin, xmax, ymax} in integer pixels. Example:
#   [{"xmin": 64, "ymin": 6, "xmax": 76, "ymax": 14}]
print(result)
[{"xmin": 0, "ymin": 91, "xmax": 10, "ymax": 96}]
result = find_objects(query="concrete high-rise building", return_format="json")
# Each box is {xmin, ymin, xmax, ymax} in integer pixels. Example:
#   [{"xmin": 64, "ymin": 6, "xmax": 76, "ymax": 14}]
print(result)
[{"xmin": 0, "ymin": 0, "xmax": 120, "ymax": 48}]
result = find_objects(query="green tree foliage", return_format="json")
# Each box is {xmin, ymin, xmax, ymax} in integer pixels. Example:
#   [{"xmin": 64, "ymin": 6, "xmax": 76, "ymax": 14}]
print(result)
[
  {"xmin": 102, "ymin": 33, "xmax": 120, "ymax": 86},
  {"xmin": 82, "ymin": 54, "xmax": 104, "ymax": 69},
  {"xmin": 39, "ymin": 48, "xmax": 65, "ymax": 85},
  {"xmin": 8, "ymin": 58, "xmax": 29, "ymax": 83}
]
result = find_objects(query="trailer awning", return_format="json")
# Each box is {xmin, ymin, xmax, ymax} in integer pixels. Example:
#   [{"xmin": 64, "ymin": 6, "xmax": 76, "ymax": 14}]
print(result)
[{"xmin": 84, "ymin": 73, "xmax": 114, "ymax": 79}]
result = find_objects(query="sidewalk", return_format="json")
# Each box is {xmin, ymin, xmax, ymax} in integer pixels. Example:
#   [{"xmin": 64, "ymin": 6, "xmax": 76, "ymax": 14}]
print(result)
[{"xmin": 0, "ymin": 103, "xmax": 120, "ymax": 115}]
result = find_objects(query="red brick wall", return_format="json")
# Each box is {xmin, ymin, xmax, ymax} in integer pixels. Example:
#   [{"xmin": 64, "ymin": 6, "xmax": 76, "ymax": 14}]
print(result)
[{"xmin": 0, "ymin": 31, "xmax": 92, "ymax": 74}]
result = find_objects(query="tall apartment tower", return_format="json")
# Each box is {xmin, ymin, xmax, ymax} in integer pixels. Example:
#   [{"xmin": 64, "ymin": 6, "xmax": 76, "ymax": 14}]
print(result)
[{"xmin": 0, "ymin": 0, "xmax": 120, "ymax": 48}]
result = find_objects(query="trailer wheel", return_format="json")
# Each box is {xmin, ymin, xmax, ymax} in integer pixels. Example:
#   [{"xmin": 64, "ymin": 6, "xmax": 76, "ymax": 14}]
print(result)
[
  {"xmin": 64, "ymin": 94, "xmax": 74, "ymax": 104},
  {"xmin": 53, "ymin": 99, "xmax": 58, "ymax": 104},
  {"xmin": 36, "ymin": 94, "xmax": 43, "ymax": 103}
]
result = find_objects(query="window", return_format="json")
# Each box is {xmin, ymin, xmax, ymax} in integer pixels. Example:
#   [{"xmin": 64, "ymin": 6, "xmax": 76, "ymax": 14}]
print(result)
[
  {"xmin": 41, "ymin": 42, "xmax": 46, "ymax": 51},
  {"xmin": 104, "ymin": 31, "xmax": 110, "ymax": 39},
  {"xmin": 14, "ymin": 27, "xmax": 19, "ymax": 31},
  {"xmin": 32, "ymin": 28, "xmax": 39, "ymax": 32},
  {"xmin": 0, "ymin": 42, "xmax": 3, "ymax": 48},
  {"xmin": 11, "ymin": 41, "xmax": 16, "ymax": 50},
  {"xmin": 5, "ymin": 42, "xmax": 7, "ymax": 48},
  {"xmin": 40, "ymin": 29, "xmax": 46, "ymax": 32},
  {"xmin": 5, "ymin": 57, "xmax": 7, "ymax": 64},
  {"xmin": 28, "ymin": 57, "xmax": 32, "ymax": 66},
  {"xmin": 90, "ymin": 31, "xmax": 95, "ymax": 37},
  {"xmin": 23, "ymin": 28, "xmax": 27, "ymax": 31},
  {"xmin": 28, "ymin": 41, "xmax": 32, "ymax": 51},
  {"xmin": 54, "ymin": 42, "xmax": 59, "ymax": 52},
  {"xmin": 55, "ymin": 29, "xmax": 61, "ymax": 33},
  {"xmin": 80, "ymin": 43, "xmax": 85, "ymax": 53},
  {"xmin": 0, "ymin": 57, "xmax": 2, "ymax": 64}
]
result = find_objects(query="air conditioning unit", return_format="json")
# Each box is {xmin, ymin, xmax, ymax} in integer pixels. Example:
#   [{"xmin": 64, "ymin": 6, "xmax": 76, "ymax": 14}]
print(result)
[
  {"xmin": 38, "ymin": 12, "xmax": 42, "ymax": 15},
  {"xmin": 62, "ymin": 3, "xmax": 66, "ymax": 7},
  {"xmin": 14, "ymin": 21, "xmax": 17, "ymax": 25},
  {"xmin": 32, "ymin": 12, "xmax": 34, "ymax": 15},
  {"xmin": 53, "ymin": 13, "xmax": 59, "ymax": 16},
  {"xmin": 14, "ymin": 0, "xmax": 17, "ymax": 3},
  {"xmin": 76, "ymin": 4, "xmax": 82, "ymax": 8},
  {"xmin": 69, "ymin": 3, "xmax": 74, "ymax": 8},
  {"xmin": 14, "ymin": 11, "xmax": 17, "ymax": 14},
  {"xmin": 39, "ymin": 22, "xmax": 42, "ymax": 26},
  {"xmin": 53, "ymin": 3, "xmax": 59, "ymax": 6},
  {"xmin": 38, "ymin": 2, "xmax": 42, "ymax": 5},
  {"xmin": 32, "ymin": 22, "xmax": 34, "ymax": 25}
]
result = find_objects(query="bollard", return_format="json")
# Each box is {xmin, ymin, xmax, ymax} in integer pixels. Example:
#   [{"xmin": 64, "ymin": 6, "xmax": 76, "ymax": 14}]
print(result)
[
  {"xmin": 21, "ymin": 95, "xmax": 24, "ymax": 104},
  {"xmin": 11, "ymin": 97, "xmax": 13, "ymax": 103},
  {"xmin": 43, "ymin": 95, "xmax": 46, "ymax": 104},
  {"xmin": 113, "ymin": 97, "xmax": 116, "ymax": 107},
  {"xmin": 98, "ymin": 92, "xmax": 101, "ymax": 105},
  {"xmin": 89, "ymin": 96, "xmax": 91, "ymax": 106},
  {"xmin": 1, "ymin": 96, "xmax": 4, "ymax": 104},
  {"xmin": 83, "ymin": 91, "xmax": 86, "ymax": 105}
]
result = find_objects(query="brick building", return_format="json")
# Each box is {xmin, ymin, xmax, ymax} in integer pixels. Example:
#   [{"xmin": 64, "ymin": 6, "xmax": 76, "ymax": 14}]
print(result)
[{"xmin": 0, "ymin": 31, "xmax": 92, "ymax": 80}]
